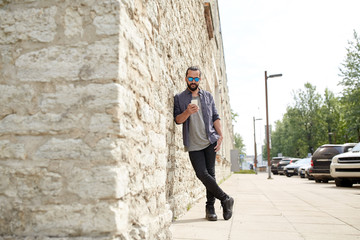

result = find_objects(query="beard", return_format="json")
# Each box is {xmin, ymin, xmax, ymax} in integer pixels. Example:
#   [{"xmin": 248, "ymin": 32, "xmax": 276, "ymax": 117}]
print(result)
[{"xmin": 187, "ymin": 82, "xmax": 199, "ymax": 91}]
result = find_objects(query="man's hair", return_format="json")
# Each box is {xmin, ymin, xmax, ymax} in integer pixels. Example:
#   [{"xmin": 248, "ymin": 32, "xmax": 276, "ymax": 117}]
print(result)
[{"xmin": 185, "ymin": 66, "xmax": 201, "ymax": 77}]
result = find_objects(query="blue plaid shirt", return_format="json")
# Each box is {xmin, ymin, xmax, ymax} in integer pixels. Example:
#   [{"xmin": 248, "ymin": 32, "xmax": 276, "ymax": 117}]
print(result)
[{"xmin": 173, "ymin": 88, "xmax": 220, "ymax": 148}]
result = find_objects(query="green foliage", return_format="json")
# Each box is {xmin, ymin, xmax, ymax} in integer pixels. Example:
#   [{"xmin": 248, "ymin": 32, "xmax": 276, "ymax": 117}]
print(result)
[
  {"xmin": 234, "ymin": 132, "xmax": 246, "ymax": 154},
  {"xmin": 269, "ymin": 29, "xmax": 360, "ymax": 158},
  {"xmin": 339, "ymin": 30, "xmax": 360, "ymax": 141},
  {"xmin": 234, "ymin": 170, "xmax": 256, "ymax": 174},
  {"xmin": 231, "ymin": 109, "xmax": 239, "ymax": 123}
]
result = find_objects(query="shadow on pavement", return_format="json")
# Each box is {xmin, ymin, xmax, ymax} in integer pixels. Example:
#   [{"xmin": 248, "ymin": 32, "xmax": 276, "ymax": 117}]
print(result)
[{"xmin": 172, "ymin": 218, "xmax": 206, "ymax": 224}]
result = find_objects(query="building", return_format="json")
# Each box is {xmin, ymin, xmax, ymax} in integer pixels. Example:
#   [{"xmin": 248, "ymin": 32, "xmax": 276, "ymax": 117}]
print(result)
[{"xmin": 0, "ymin": 0, "xmax": 234, "ymax": 239}]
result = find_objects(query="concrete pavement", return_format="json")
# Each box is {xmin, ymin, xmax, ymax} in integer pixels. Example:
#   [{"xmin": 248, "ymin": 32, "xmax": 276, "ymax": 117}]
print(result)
[{"xmin": 170, "ymin": 173, "xmax": 360, "ymax": 240}]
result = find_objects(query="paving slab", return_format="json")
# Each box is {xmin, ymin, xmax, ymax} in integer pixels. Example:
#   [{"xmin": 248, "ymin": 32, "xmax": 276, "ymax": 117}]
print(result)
[{"xmin": 170, "ymin": 173, "xmax": 360, "ymax": 240}]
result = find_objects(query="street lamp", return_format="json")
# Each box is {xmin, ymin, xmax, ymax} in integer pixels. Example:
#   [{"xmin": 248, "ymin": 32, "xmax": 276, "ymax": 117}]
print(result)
[
  {"xmin": 265, "ymin": 71, "xmax": 282, "ymax": 179},
  {"xmin": 253, "ymin": 117, "xmax": 262, "ymax": 174}
]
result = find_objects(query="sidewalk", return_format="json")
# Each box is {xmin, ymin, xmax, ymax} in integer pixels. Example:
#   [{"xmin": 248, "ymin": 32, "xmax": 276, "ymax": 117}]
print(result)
[{"xmin": 170, "ymin": 173, "xmax": 360, "ymax": 240}]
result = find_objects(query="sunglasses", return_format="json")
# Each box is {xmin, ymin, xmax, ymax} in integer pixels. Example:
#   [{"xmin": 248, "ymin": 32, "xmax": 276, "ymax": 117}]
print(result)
[{"xmin": 187, "ymin": 77, "xmax": 200, "ymax": 82}]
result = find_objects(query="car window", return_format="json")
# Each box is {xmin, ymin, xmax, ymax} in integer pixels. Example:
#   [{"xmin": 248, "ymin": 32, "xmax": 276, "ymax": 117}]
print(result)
[
  {"xmin": 352, "ymin": 143, "xmax": 360, "ymax": 152},
  {"xmin": 296, "ymin": 158, "xmax": 310, "ymax": 165},
  {"xmin": 313, "ymin": 146, "xmax": 342, "ymax": 158},
  {"xmin": 344, "ymin": 145, "xmax": 356, "ymax": 152}
]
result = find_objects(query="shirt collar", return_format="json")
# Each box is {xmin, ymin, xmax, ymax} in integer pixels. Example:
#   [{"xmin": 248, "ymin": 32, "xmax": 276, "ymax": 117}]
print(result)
[{"xmin": 186, "ymin": 88, "xmax": 204, "ymax": 95}]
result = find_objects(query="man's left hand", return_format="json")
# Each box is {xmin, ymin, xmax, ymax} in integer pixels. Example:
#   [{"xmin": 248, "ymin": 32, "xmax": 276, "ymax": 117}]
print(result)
[{"xmin": 214, "ymin": 136, "xmax": 223, "ymax": 152}]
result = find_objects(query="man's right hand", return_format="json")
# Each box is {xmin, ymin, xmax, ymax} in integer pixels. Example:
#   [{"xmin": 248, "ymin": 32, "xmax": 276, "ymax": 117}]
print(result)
[
  {"xmin": 187, "ymin": 104, "xmax": 199, "ymax": 115},
  {"xmin": 175, "ymin": 104, "xmax": 198, "ymax": 124}
]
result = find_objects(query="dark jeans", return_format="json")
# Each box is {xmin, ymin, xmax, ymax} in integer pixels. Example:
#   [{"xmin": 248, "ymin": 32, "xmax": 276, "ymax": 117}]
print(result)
[{"xmin": 189, "ymin": 142, "xmax": 228, "ymax": 206}]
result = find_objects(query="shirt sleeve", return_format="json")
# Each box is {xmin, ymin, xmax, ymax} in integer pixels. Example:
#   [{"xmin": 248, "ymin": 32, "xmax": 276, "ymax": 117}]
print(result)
[
  {"xmin": 210, "ymin": 94, "xmax": 220, "ymax": 122},
  {"xmin": 173, "ymin": 94, "xmax": 182, "ymax": 124}
]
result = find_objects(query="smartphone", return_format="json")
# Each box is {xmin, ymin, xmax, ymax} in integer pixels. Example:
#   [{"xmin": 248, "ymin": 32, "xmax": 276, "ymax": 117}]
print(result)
[{"xmin": 191, "ymin": 99, "xmax": 198, "ymax": 107}]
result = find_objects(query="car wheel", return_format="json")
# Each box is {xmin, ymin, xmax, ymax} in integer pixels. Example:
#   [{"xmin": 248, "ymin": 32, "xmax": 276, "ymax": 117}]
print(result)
[
  {"xmin": 315, "ymin": 179, "xmax": 321, "ymax": 183},
  {"xmin": 335, "ymin": 178, "xmax": 353, "ymax": 187},
  {"xmin": 286, "ymin": 174, "xmax": 291, "ymax": 177}
]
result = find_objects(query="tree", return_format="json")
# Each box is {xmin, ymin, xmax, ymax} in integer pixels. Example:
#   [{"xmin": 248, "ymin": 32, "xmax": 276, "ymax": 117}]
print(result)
[
  {"xmin": 320, "ymin": 88, "xmax": 341, "ymax": 144},
  {"xmin": 292, "ymin": 83, "xmax": 324, "ymax": 154},
  {"xmin": 268, "ymin": 83, "xmax": 338, "ymax": 158},
  {"xmin": 339, "ymin": 30, "xmax": 360, "ymax": 141},
  {"xmin": 234, "ymin": 132, "xmax": 246, "ymax": 155},
  {"xmin": 231, "ymin": 109, "xmax": 239, "ymax": 123}
]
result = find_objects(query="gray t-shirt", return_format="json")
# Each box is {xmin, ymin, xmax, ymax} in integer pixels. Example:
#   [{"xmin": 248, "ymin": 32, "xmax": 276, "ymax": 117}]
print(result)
[{"xmin": 187, "ymin": 96, "xmax": 211, "ymax": 151}]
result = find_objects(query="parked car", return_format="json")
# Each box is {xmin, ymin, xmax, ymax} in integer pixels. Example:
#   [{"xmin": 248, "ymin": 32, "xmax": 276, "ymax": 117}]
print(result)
[
  {"xmin": 278, "ymin": 158, "xmax": 299, "ymax": 175},
  {"xmin": 271, "ymin": 157, "xmax": 283, "ymax": 175},
  {"xmin": 299, "ymin": 164, "xmax": 312, "ymax": 179},
  {"xmin": 311, "ymin": 143, "xmax": 356, "ymax": 183},
  {"xmin": 306, "ymin": 166, "xmax": 315, "ymax": 180},
  {"xmin": 330, "ymin": 142, "xmax": 360, "ymax": 187},
  {"xmin": 284, "ymin": 158, "xmax": 311, "ymax": 177}
]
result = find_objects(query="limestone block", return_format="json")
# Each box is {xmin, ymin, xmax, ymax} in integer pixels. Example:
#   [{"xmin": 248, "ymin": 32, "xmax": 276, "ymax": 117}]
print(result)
[
  {"xmin": 15, "ymin": 40, "xmax": 118, "ymax": 82},
  {"xmin": 156, "ymin": 153, "xmax": 167, "ymax": 169},
  {"xmin": 0, "ymin": 167, "xmax": 58, "ymax": 201},
  {"xmin": 64, "ymin": 8, "xmax": 83, "ymax": 38},
  {"xmin": 92, "ymin": 0, "xmax": 120, "ymax": 15},
  {"xmin": 34, "ymin": 138, "xmax": 91, "ymax": 161},
  {"xmin": 15, "ymin": 46, "xmax": 83, "ymax": 82},
  {"xmin": 117, "ymin": 84, "xmax": 136, "ymax": 116},
  {"xmin": 34, "ymin": 138, "xmax": 90, "ymax": 161},
  {"xmin": 0, "ymin": 84, "xmax": 39, "ymax": 117},
  {"xmin": 14, "ymin": 169, "xmax": 63, "ymax": 200},
  {"xmin": 17, "ymin": 202, "xmax": 123, "ymax": 236},
  {"xmin": 119, "ymin": 37, "xmax": 129, "ymax": 81},
  {"xmin": 112, "ymin": 201, "xmax": 129, "ymax": 234},
  {"xmin": 81, "ymin": 39, "xmax": 118, "ymax": 81},
  {"xmin": 138, "ymin": 98, "xmax": 156, "ymax": 124},
  {"xmin": 0, "ymin": 140, "xmax": 26, "ymax": 160},
  {"xmin": 0, "ymin": 195, "xmax": 12, "ymax": 234},
  {"xmin": 89, "ymin": 113, "xmax": 114, "ymax": 133},
  {"xmin": 0, "ymin": 45, "xmax": 17, "ymax": 83},
  {"xmin": 39, "ymin": 83, "xmax": 121, "ymax": 113},
  {"xmin": 0, "ymin": 7, "xmax": 57, "ymax": 44},
  {"xmin": 0, "ymin": 170, "xmax": 10, "ymax": 192},
  {"xmin": 93, "ymin": 14, "xmax": 118, "ymax": 35},
  {"xmin": 127, "ymin": 169, "xmax": 145, "ymax": 196},
  {"xmin": 146, "ymin": 195, "xmax": 157, "ymax": 214},
  {"xmin": 149, "ymin": 130, "xmax": 166, "ymax": 150},
  {"xmin": 121, "ymin": 9, "xmax": 145, "ymax": 53},
  {"xmin": 119, "ymin": 118, "xmax": 148, "ymax": 144},
  {"xmin": 146, "ymin": 1, "xmax": 159, "ymax": 28},
  {"xmin": 143, "ymin": 169, "xmax": 166, "ymax": 191},
  {"xmin": 35, "ymin": 138, "xmax": 121, "ymax": 166},
  {"xmin": 38, "ymin": 172, "xmax": 63, "ymax": 197},
  {"xmin": 0, "ymin": 113, "xmax": 85, "ymax": 135},
  {"xmin": 66, "ymin": 166, "xmax": 129, "ymax": 199},
  {"xmin": 138, "ymin": 152, "xmax": 155, "ymax": 169}
]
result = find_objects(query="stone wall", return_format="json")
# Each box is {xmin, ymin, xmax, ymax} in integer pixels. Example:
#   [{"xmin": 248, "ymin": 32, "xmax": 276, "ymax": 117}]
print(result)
[{"xmin": 0, "ymin": 0, "xmax": 233, "ymax": 239}]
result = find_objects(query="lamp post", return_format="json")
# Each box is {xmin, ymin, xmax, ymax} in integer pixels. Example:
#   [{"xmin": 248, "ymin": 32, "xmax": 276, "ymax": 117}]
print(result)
[
  {"xmin": 253, "ymin": 117, "xmax": 262, "ymax": 174},
  {"xmin": 265, "ymin": 71, "xmax": 282, "ymax": 179}
]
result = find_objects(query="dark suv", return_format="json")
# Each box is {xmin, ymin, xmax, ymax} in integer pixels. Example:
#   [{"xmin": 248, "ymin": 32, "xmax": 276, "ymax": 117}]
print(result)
[
  {"xmin": 271, "ymin": 157, "xmax": 284, "ymax": 175},
  {"xmin": 311, "ymin": 143, "xmax": 356, "ymax": 183}
]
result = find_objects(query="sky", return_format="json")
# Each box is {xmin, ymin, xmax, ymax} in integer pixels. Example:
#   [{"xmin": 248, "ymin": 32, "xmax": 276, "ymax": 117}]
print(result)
[{"xmin": 218, "ymin": 0, "xmax": 360, "ymax": 157}]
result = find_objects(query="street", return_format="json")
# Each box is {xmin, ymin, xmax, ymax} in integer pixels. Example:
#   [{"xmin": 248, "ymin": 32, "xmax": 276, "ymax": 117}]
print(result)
[{"xmin": 170, "ymin": 173, "xmax": 360, "ymax": 240}]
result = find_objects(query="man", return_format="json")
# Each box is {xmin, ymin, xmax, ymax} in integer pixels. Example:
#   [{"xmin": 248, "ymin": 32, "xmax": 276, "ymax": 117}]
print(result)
[{"xmin": 173, "ymin": 66, "xmax": 234, "ymax": 221}]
